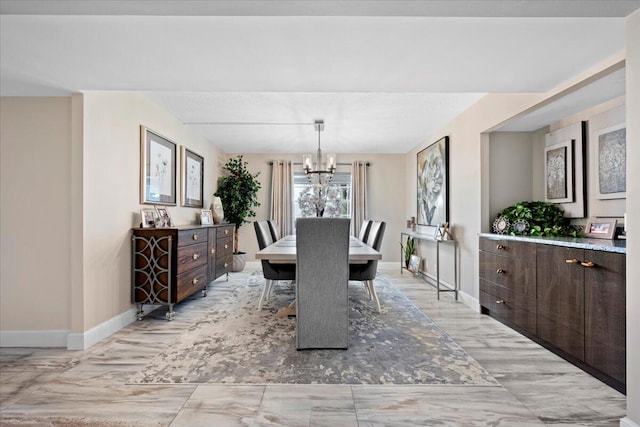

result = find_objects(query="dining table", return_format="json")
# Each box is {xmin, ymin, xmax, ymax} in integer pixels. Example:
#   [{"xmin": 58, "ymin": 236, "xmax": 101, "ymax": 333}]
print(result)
[{"xmin": 255, "ymin": 235, "xmax": 382, "ymax": 318}]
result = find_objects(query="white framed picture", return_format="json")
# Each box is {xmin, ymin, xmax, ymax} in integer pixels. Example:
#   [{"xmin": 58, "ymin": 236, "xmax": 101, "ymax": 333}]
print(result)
[
  {"xmin": 140, "ymin": 208, "xmax": 157, "ymax": 228},
  {"xmin": 593, "ymin": 123, "xmax": 626, "ymax": 200},
  {"xmin": 200, "ymin": 209, "xmax": 213, "ymax": 225},
  {"xmin": 155, "ymin": 205, "xmax": 172, "ymax": 227},
  {"xmin": 544, "ymin": 140, "xmax": 574, "ymax": 204}
]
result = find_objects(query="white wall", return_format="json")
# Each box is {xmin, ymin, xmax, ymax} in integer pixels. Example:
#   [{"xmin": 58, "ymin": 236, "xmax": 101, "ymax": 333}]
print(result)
[
  {"xmin": 80, "ymin": 91, "xmax": 224, "ymax": 332},
  {"xmin": 488, "ymin": 132, "xmax": 534, "ymax": 221},
  {"xmin": 0, "ymin": 98, "xmax": 72, "ymax": 336},
  {"xmin": 234, "ymin": 153, "xmax": 406, "ymax": 263},
  {"xmin": 624, "ymin": 9, "xmax": 639, "ymax": 427}
]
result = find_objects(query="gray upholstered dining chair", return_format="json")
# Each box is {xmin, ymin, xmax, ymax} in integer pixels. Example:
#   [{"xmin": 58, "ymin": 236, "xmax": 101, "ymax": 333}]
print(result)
[
  {"xmin": 267, "ymin": 220, "xmax": 281, "ymax": 241},
  {"xmin": 350, "ymin": 220, "xmax": 386, "ymax": 313},
  {"xmin": 358, "ymin": 219, "xmax": 372, "ymax": 243},
  {"xmin": 296, "ymin": 217, "xmax": 350, "ymax": 349},
  {"xmin": 254, "ymin": 221, "xmax": 296, "ymax": 310}
]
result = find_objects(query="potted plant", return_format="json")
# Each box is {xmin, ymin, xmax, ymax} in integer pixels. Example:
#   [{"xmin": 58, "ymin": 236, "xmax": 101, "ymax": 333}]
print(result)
[
  {"xmin": 401, "ymin": 236, "xmax": 415, "ymax": 269},
  {"xmin": 214, "ymin": 155, "xmax": 261, "ymax": 272}
]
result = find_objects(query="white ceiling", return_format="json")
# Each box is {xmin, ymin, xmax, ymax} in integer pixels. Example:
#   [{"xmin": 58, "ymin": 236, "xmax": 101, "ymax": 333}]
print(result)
[{"xmin": 1, "ymin": 1, "xmax": 638, "ymax": 153}]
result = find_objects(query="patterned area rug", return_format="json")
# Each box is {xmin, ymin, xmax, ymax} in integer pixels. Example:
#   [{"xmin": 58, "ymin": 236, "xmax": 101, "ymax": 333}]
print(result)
[{"xmin": 129, "ymin": 273, "xmax": 498, "ymax": 385}]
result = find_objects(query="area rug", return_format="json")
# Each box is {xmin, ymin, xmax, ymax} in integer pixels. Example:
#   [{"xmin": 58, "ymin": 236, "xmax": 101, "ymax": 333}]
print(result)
[{"xmin": 129, "ymin": 273, "xmax": 498, "ymax": 385}]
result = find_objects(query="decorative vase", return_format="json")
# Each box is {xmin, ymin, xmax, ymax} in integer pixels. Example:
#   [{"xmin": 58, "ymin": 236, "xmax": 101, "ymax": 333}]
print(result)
[
  {"xmin": 211, "ymin": 197, "xmax": 224, "ymax": 224},
  {"xmin": 232, "ymin": 253, "xmax": 246, "ymax": 272}
]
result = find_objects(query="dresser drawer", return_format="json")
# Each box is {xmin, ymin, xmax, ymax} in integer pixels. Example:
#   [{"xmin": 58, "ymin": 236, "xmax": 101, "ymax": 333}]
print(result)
[
  {"xmin": 177, "ymin": 242, "xmax": 208, "ymax": 272},
  {"xmin": 216, "ymin": 236, "xmax": 233, "ymax": 255},
  {"xmin": 217, "ymin": 225, "xmax": 234, "ymax": 239},
  {"xmin": 178, "ymin": 229, "xmax": 208, "ymax": 247},
  {"xmin": 479, "ymin": 251, "xmax": 515, "ymax": 289},
  {"xmin": 479, "ymin": 237, "xmax": 529, "ymax": 259},
  {"xmin": 176, "ymin": 264, "xmax": 208, "ymax": 301},
  {"xmin": 216, "ymin": 255, "xmax": 231, "ymax": 275}
]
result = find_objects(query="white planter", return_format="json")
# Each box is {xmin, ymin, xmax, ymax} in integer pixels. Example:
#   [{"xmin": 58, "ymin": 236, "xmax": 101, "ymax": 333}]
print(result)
[{"xmin": 232, "ymin": 253, "xmax": 246, "ymax": 272}]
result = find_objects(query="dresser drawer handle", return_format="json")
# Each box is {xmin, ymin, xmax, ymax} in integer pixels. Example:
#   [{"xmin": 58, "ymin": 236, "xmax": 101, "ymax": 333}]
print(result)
[
  {"xmin": 565, "ymin": 259, "xmax": 579, "ymax": 264},
  {"xmin": 192, "ymin": 278, "xmax": 199, "ymax": 285},
  {"xmin": 496, "ymin": 244, "xmax": 506, "ymax": 250},
  {"xmin": 192, "ymin": 234, "xmax": 199, "ymax": 240},
  {"xmin": 211, "ymin": 248, "xmax": 216, "ymax": 254},
  {"xmin": 496, "ymin": 299, "xmax": 505, "ymax": 304},
  {"xmin": 192, "ymin": 253, "xmax": 200, "ymax": 260},
  {"xmin": 224, "ymin": 244, "xmax": 229, "ymax": 249},
  {"xmin": 496, "ymin": 268, "xmax": 506, "ymax": 274},
  {"xmin": 224, "ymin": 229, "xmax": 229, "ymax": 235},
  {"xmin": 581, "ymin": 261, "xmax": 595, "ymax": 268}
]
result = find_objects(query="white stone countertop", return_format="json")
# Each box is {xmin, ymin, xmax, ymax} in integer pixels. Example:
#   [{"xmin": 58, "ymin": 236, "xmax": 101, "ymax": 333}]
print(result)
[{"xmin": 479, "ymin": 233, "xmax": 626, "ymax": 254}]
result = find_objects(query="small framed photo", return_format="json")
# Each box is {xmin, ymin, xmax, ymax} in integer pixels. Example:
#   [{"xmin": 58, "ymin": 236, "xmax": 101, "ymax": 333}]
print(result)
[
  {"xmin": 200, "ymin": 209, "xmax": 213, "ymax": 225},
  {"xmin": 140, "ymin": 208, "xmax": 157, "ymax": 228},
  {"xmin": 408, "ymin": 255, "xmax": 421, "ymax": 273},
  {"xmin": 155, "ymin": 206, "xmax": 172, "ymax": 227},
  {"xmin": 181, "ymin": 147, "xmax": 204, "ymax": 208},
  {"xmin": 584, "ymin": 218, "xmax": 617, "ymax": 239}
]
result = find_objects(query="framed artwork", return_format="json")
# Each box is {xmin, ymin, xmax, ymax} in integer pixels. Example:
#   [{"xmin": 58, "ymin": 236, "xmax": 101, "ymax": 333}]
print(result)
[
  {"xmin": 408, "ymin": 255, "xmax": 421, "ymax": 273},
  {"xmin": 544, "ymin": 140, "xmax": 574, "ymax": 204},
  {"xmin": 584, "ymin": 218, "xmax": 617, "ymax": 239},
  {"xmin": 181, "ymin": 147, "xmax": 204, "ymax": 208},
  {"xmin": 417, "ymin": 136, "xmax": 449, "ymax": 226},
  {"xmin": 155, "ymin": 205, "xmax": 172, "ymax": 227},
  {"xmin": 140, "ymin": 126, "xmax": 177, "ymax": 205},
  {"xmin": 594, "ymin": 123, "xmax": 626, "ymax": 200},
  {"xmin": 200, "ymin": 209, "xmax": 213, "ymax": 225},
  {"xmin": 140, "ymin": 208, "xmax": 157, "ymax": 228}
]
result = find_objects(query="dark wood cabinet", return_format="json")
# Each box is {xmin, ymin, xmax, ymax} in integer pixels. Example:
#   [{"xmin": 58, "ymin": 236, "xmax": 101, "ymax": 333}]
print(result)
[
  {"xmin": 584, "ymin": 250, "xmax": 626, "ymax": 385},
  {"xmin": 479, "ymin": 236, "xmax": 626, "ymax": 393},
  {"xmin": 132, "ymin": 224, "xmax": 234, "ymax": 320},
  {"xmin": 479, "ymin": 238, "xmax": 536, "ymax": 335}
]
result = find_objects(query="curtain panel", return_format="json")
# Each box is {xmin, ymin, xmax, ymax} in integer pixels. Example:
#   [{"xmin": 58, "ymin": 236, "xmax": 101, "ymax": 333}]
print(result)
[
  {"xmin": 351, "ymin": 161, "xmax": 368, "ymax": 236},
  {"xmin": 270, "ymin": 161, "xmax": 293, "ymax": 236}
]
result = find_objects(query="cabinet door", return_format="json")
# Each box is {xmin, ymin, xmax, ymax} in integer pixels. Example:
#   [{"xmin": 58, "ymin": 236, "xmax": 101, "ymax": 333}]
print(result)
[
  {"xmin": 208, "ymin": 228, "xmax": 217, "ymax": 282},
  {"xmin": 584, "ymin": 250, "xmax": 626, "ymax": 384},
  {"xmin": 536, "ymin": 245, "xmax": 584, "ymax": 360}
]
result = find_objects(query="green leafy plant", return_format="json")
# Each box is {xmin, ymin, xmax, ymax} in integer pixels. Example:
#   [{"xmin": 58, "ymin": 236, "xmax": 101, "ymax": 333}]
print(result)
[
  {"xmin": 498, "ymin": 201, "xmax": 582, "ymax": 237},
  {"xmin": 214, "ymin": 156, "xmax": 261, "ymax": 253},
  {"xmin": 401, "ymin": 237, "xmax": 415, "ymax": 268}
]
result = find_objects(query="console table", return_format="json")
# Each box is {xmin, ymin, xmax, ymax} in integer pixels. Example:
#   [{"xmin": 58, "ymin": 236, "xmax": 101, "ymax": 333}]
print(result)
[{"xmin": 401, "ymin": 231, "xmax": 458, "ymax": 300}]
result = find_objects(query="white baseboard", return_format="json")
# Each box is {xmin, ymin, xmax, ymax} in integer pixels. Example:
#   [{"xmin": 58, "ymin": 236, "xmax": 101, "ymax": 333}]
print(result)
[
  {"xmin": 0, "ymin": 329, "xmax": 70, "ymax": 348},
  {"xmin": 458, "ymin": 290, "xmax": 480, "ymax": 313},
  {"xmin": 1, "ymin": 308, "xmax": 138, "ymax": 350},
  {"xmin": 244, "ymin": 261, "xmax": 261, "ymax": 269},
  {"xmin": 378, "ymin": 261, "xmax": 399, "ymax": 269},
  {"xmin": 621, "ymin": 417, "xmax": 640, "ymax": 427},
  {"xmin": 67, "ymin": 307, "xmax": 138, "ymax": 350}
]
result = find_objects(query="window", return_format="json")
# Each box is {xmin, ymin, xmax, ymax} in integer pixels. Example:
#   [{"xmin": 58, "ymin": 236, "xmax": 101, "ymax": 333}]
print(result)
[{"xmin": 293, "ymin": 172, "xmax": 351, "ymax": 219}]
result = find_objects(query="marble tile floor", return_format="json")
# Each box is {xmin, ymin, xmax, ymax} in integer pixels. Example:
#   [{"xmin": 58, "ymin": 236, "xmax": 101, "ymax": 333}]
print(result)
[{"xmin": 0, "ymin": 266, "xmax": 626, "ymax": 426}]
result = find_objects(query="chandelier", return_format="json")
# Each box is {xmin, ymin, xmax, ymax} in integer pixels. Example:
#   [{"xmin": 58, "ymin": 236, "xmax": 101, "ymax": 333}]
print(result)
[{"xmin": 302, "ymin": 120, "xmax": 336, "ymax": 187}]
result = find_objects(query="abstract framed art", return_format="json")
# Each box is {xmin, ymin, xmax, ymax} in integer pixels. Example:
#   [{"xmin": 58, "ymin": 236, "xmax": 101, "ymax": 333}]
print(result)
[
  {"xmin": 594, "ymin": 123, "xmax": 626, "ymax": 200},
  {"xmin": 417, "ymin": 136, "xmax": 449, "ymax": 226},
  {"xmin": 140, "ymin": 126, "xmax": 177, "ymax": 205},
  {"xmin": 181, "ymin": 147, "xmax": 204, "ymax": 208},
  {"xmin": 544, "ymin": 139, "xmax": 574, "ymax": 204}
]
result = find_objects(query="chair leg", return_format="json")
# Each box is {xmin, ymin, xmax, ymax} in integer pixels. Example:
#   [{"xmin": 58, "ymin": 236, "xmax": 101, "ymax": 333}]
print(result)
[
  {"xmin": 267, "ymin": 280, "xmax": 275, "ymax": 298},
  {"xmin": 362, "ymin": 281, "xmax": 372, "ymax": 299},
  {"xmin": 368, "ymin": 280, "xmax": 381, "ymax": 313},
  {"xmin": 258, "ymin": 279, "xmax": 272, "ymax": 310}
]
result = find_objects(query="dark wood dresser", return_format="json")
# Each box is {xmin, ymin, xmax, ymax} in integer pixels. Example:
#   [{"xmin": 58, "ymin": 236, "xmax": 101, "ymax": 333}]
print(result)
[
  {"xmin": 479, "ymin": 234, "xmax": 626, "ymax": 393},
  {"xmin": 132, "ymin": 224, "xmax": 234, "ymax": 320}
]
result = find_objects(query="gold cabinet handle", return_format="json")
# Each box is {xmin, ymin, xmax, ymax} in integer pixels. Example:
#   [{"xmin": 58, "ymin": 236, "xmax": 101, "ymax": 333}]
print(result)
[
  {"xmin": 565, "ymin": 259, "xmax": 579, "ymax": 264},
  {"xmin": 496, "ymin": 244, "xmax": 506, "ymax": 250},
  {"xmin": 192, "ymin": 234, "xmax": 199, "ymax": 240},
  {"xmin": 496, "ymin": 300, "xmax": 505, "ymax": 304},
  {"xmin": 211, "ymin": 248, "xmax": 216, "ymax": 254},
  {"xmin": 496, "ymin": 268, "xmax": 506, "ymax": 274},
  {"xmin": 192, "ymin": 278, "xmax": 199, "ymax": 285},
  {"xmin": 224, "ymin": 244, "xmax": 229, "ymax": 249},
  {"xmin": 581, "ymin": 261, "xmax": 595, "ymax": 268},
  {"xmin": 192, "ymin": 253, "xmax": 200, "ymax": 260},
  {"xmin": 224, "ymin": 229, "xmax": 229, "ymax": 234}
]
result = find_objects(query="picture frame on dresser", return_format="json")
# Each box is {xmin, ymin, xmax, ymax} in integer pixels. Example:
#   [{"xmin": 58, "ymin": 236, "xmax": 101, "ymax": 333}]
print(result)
[
  {"xmin": 584, "ymin": 218, "xmax": 617, "ymax": 239},
  {"xmin": 200, "ymin": 209, "xmax": 213, "ymax": 225},
  {"xmin": 181, "ymin": 147, "xmax": 204, "ymax": 208},
  {"xmin": 155, "ymin": 205, "xmax": 172, "ymax": 227},
  {"xmin": 140, "ymin": 208, "xmax": 157, "ymax": 228},
  {"xmin": 140, "ymin": 126, "xmax": 177, "ymax": 205}
]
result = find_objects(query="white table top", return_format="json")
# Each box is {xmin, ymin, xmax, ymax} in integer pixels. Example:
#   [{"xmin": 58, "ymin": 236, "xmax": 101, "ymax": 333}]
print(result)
[{"xmin": 255, "ymin": 235, "xmax": 382, "ymax": 263}]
